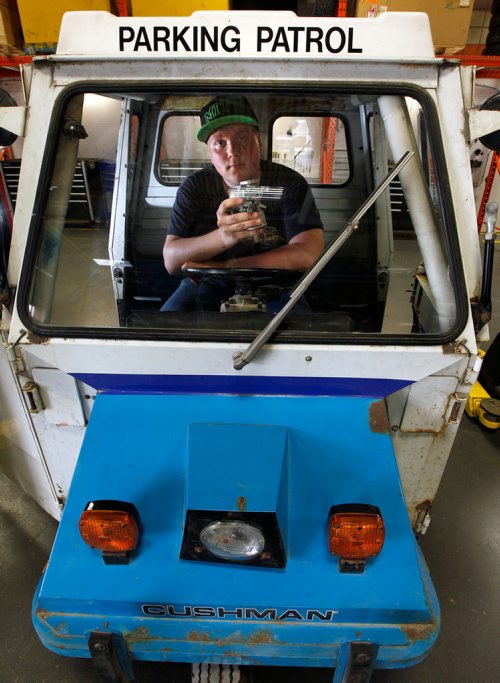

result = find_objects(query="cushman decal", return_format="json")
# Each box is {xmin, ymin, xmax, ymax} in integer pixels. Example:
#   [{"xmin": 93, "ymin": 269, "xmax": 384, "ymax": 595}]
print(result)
[
  {"xmin": 142, "ymin": 604, "xmax": 339, "ymax": 620},
  {"xmin": 118, "ymin": 25, "xmax": 362, "ymax": 55}
]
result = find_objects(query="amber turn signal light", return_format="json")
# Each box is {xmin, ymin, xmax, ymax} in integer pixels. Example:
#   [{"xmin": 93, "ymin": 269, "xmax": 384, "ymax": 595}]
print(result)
[
  {"xmin": 328, "ymin": 504, "xmax": 385, "ymax": 560},
  {"xmin": 79, "ymin": 501, "xmax": 140, "ymax": 556}
]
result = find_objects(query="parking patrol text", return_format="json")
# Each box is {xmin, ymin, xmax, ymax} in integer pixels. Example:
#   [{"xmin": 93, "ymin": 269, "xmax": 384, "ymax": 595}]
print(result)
[{"xmin": 119, "ymin": 25, "xmax": 363, "ymax": 55}]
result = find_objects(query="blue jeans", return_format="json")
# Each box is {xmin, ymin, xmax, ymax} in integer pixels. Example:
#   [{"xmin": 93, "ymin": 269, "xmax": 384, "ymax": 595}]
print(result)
[
  {"xmin": 160, "ymin": 278, "xmax": 197, "ymax": 312},
  {"xmin": 160, "ymin": 277, "xmax": 234, "ymax": 312},
  {"xmin": 160, "ymin": 276, "xmax": 311, "ymax": 314}
]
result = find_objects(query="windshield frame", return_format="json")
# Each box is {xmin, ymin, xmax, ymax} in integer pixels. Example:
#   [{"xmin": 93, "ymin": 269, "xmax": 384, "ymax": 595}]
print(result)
[{"xmin": 16, "ymin": 80, "xmax": 468, "ymax": 346}]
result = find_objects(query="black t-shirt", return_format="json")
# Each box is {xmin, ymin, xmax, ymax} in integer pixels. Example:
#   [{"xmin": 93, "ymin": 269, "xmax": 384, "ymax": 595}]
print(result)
[{"xmin": 167, "ymin": 160, "xmax": 323, "ymax": 261}]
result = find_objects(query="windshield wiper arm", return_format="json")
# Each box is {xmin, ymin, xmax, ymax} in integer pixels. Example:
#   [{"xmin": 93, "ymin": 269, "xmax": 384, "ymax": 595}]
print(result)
[{"xmin": 232, "ymin": 151, "xmax": 414, "ymax": 371}]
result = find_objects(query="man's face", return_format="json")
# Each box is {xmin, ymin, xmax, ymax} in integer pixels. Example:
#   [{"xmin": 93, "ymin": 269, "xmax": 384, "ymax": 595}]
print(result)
[{"xmin": 207, "ymin": 123, "xmax": 262, "ymax": 188}]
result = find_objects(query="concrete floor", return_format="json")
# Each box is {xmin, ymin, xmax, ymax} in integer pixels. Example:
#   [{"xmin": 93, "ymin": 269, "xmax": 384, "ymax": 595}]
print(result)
[{"xmin": 1, "ymin": 244, "xmax": 499, "ymax": 682}]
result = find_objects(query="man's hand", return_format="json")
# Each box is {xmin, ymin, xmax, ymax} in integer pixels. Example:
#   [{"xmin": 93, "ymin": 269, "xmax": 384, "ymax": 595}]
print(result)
[
  {"xmin": 163, "ymin": 196, "xmax": 262, "ymax": 275},
  {"xmin": 216, "ymin": 197, "xmax": 263, "ymax": 247}
]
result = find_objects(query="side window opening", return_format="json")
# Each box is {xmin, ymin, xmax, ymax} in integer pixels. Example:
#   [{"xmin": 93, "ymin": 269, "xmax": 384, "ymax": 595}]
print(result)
[
  {"xmin": 28, "ymin": 93, "xmax": 122, "ymax": 328},
  {"xmin": 271, "ymin": 115, "xmax": 350, "ymax": 186},
  {"xmin": 21, "ymin": 87, "xmax": 463, "ymax": 343},
  {"xmin": 157, "ymin": 112, "xmax": 212, "ymax": 185}
]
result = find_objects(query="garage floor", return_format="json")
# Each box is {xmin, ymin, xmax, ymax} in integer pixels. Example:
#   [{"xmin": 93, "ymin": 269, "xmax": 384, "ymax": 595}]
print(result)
[{"xmin": 1, "ymin": 245, "xmax": 499, "ymax": 682}]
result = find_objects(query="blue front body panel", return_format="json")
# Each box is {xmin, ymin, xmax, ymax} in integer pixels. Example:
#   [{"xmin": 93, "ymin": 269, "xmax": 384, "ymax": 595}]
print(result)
[{"xmin": 33, "ymin": 394, "xmax": 439, "ymax": 669}]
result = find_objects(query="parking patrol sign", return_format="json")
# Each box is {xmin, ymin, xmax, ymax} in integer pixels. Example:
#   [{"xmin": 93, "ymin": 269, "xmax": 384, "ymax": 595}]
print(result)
[{"xmin": 56, "ymin": 10, "xmax": 435, "ymax": 60}]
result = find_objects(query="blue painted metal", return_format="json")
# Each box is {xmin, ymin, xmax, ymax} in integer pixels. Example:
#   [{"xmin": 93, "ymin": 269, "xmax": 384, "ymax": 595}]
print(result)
[
  {"xmin": 71, "ymin": 372, "xmax": 412, "ymax": 397},
  {"xmin": 187, "ymin": 423, "xmax": 288, "ymax": 513},
  {"xmin": 33, "ymin": 393, "xmax": 439, "ymax": 672}
]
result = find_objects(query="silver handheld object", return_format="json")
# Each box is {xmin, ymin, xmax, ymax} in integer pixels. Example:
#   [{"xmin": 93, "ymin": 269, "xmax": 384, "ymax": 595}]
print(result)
[{"xmin": 228, "ymin": 181, "xmax": 284, "ymax": 230}]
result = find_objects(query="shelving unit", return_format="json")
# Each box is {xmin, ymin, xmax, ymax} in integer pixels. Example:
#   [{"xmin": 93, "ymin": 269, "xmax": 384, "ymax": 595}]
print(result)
[{"xmin": 459, "ymin": 54, "xmax": 500, "ymax": 79}]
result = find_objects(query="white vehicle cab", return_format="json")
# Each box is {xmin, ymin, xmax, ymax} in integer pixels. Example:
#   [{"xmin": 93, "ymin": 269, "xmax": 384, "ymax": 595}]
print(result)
[{"xmin": 0, "ymin": 9, "xmax": 497, "ymax": 682}]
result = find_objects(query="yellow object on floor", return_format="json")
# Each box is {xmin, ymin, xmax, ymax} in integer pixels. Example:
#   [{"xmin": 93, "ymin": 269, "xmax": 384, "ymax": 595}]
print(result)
[{"xmin": 465, "ymin": 380, "xmax": 500, "ymax": 431}]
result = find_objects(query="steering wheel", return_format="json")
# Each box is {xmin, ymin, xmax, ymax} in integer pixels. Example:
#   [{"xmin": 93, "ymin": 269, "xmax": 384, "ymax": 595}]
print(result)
[{"xmin": 183, "ymin": 266, "xmax": 301, "ymax": 292}]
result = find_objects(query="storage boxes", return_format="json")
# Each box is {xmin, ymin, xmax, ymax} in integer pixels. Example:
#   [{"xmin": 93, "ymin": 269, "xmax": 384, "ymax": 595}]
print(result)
[
  {"xmin": 131, "ymin": 1, "xmax": 229, "ymax": 16},
  {"xmin": 355, "ymin": 1, "xmax": 475, "ymax": 55},
  {"xmin": 16, "ymin": 0, "xmax": 230, "ymax": 48},
  {"xmin": 0, "ymin": 1, "xmax": 23, "ymax": 54},
  {"xmin": 16, "ymin": 0, "xmax": 112, "ymax": 45},
  {"xmin": 460, "ymin": 7, "xmax": 490, "ymax": 56}
]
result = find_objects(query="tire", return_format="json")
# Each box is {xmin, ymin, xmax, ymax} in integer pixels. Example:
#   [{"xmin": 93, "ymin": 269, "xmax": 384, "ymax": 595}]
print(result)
[
  {"xmin": 485, "ymin": 29, "xmax": 500, "ymax": 43},
  {"xmin": 489, "ymin": 15, "xmax": 500, "ymax": 31},
  {"xmin": 191, "ymin": 663, "xmax": 253, "ymax": 683},
  {"xmin": 485, "ymin": 37, "xmax": 500, "ymax": 50},
  {"xmin": 483, "ymin": 45, "xmax": 500, "ymax": 56},
  {"xmin": 0, "ymin": 89, "xmax": 18, "ymax": 147}
]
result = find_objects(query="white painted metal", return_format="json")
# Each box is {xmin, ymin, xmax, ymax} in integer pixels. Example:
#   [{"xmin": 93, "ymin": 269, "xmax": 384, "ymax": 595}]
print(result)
[
  {"xmin": 378, "ymin": 95, "xmax": 455, "ymax": 332},
  {"xmin": 467, "ymin": 108, "xmax": 500, "ymax": 141},
  {"xmin": 31, "ymin": 368, "xmax": 86, "ymax": 427},
  {"xmin": 108, "ymin": 99, "xmax": 129, "ymax": 303},
  {"xmin": 399, "ymin": 376, "xmax": 459, "ymax": 433},
  {"xmin": 386, "ymin": 354, "xmax": 478, "ymax": 526},
  {"xmin": 0, "ymin": 106, "xmax": 26, "ymax": 136},
  {"xmin": 4, "ymin": 338, "xmax": 469, "ymax": 385},
  {"xmin": 436, "ymin": 67, "xmax": 484, "ymax": 313},
  {"xmin": 0, "ymin": 327, "xmax": 61, "ymax": 518},
  {"xmin": 6, "ymin": 65, "xmax": 56, "ymax": 284}
]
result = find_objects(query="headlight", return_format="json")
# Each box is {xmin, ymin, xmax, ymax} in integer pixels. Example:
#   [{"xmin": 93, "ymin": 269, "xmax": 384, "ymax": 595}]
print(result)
[
  {"xmin": 180, "ymin": 510, "xmax": 286, "ymax": 568},
  {"xmin": 200, "ymin": 520, "xmax": 265, "ymax": 560}
]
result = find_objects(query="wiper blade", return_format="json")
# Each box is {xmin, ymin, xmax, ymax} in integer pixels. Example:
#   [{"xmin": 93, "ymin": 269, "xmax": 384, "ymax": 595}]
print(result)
[{"xmin": 232, "ymin": 151, "xmax": 414, "ymax": 371}]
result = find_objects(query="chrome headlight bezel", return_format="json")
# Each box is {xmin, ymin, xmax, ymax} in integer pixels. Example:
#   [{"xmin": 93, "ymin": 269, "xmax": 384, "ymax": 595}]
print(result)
[
  {"xmin": 180, "ymin": 510, "xmax": 286, "ymax": 568},
  {"xmin": 200, "ymin": 520, "xmax": 265, "ymax": 560}
]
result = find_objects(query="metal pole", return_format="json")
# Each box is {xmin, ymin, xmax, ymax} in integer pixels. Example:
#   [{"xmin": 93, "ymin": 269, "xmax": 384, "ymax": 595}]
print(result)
[{"xmin": 233, "ymin": 150, "xmax": 414, "ymax": 370}]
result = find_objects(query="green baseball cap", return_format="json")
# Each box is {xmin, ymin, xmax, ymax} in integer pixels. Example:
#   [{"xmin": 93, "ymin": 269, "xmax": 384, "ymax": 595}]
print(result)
[{"xmin": 197, "ymin": 95, "xmax": 259, "ymax": 143}]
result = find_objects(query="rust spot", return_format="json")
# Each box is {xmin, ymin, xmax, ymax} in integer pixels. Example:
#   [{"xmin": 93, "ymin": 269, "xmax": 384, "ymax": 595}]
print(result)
[
  {"xmin": 127, "ymin": 626, "xmax": 151, "ymax": 640},
  {"xmin": 185, "ymin": 630, "xmax": 211, "ymax": 642},
  {"xmin": 26, "ymin": 332, "xmax": 51, "ymax": 344},
  {"xmin": 416, "ymin": 499, "xmax": 433, "ymax": 512},
  {"xmin": 369, "ymin": 400, "xmax": 390, "ymax": 434},
  {"xmin": 237, "ymin": 496, "xmax": 246, "ymax": 512},
  {"xmin": 248, "ymin": 630, "xmax": 275, "ymax": 645},
  {"xmin": 221, "ymin": 650, "xmax": 251, "ymax": 660},
  {"xmin": 443, "ymin": 341, "xmax": 463, "ymax": 354},
  {"xmin": 401, "ymin": 623, "xmax": 436, "ymax": 642}
]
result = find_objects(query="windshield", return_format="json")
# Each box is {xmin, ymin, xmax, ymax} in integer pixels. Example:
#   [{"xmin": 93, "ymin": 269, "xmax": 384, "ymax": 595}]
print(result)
[{"xmin": 19, "ymin": 86, "xmax": 464, "ymax": 343}]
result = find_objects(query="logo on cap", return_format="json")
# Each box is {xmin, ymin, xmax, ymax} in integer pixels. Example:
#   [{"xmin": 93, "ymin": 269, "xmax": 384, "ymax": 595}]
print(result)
[{"xmin": 197, "ymin": 96, "xmax": 259, "ymax": 143}]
